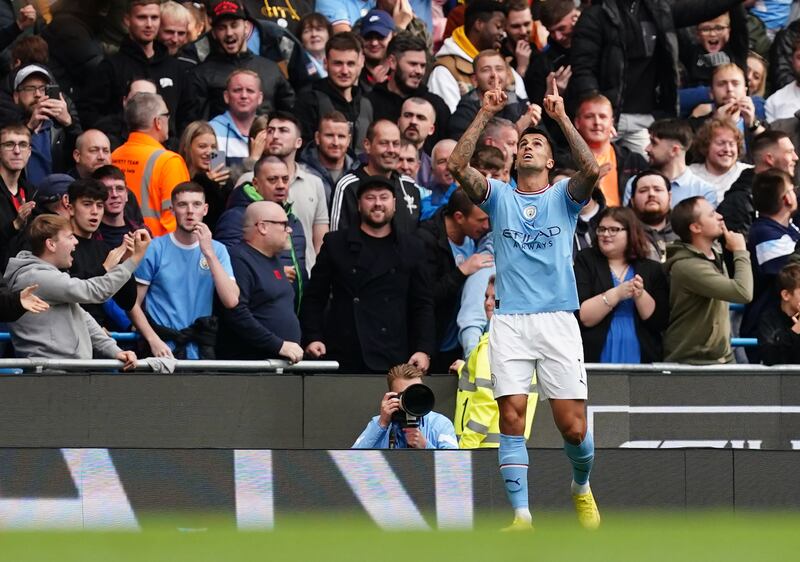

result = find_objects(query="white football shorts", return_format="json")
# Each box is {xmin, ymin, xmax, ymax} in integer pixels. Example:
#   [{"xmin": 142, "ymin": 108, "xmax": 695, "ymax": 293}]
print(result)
[{"xmin": 488, "ymin": 311, "xmax": 588, "ymax": 400}]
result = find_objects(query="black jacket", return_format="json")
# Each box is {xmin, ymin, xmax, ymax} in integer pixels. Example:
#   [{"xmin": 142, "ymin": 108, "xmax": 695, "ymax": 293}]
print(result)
[
  {"xmin": 68, "ymin": 235, "xmax": 137, "ymax": 329},
  {"xmin": 769, "ymin": 19, "xmax": 800, "ymax": 93},
  {"xmin": 367, "ymin": 82, "xmax": 451, "ymax": 155},
  {"xmin": 300, "ymin": 227, "xmax": 435, "ymax": 372},
  {"xmin": 718, "ymin": 167, "xmax": 756, "ymax": 237},
  {"xmin": 569, "ymin": 0, "xmax": 741, "ymax": 118},
  {"xmin": 573, "ymin": 246, "xmax": 669, "ymax": 362},
  {"xmin": 295, "ymin": 78, "xmax": 373, "ymax": 153},
  {"xmin": 416, "ymin": 208, "xmax": 468, "ymax": 352},
  {"xmin": 0, "ymin": 174, "xmax": 32, "ymax": 273},
  {"xmin": 448, "ymin": 89, "xmax": 528, "ymax": 140},
  {"xmin": 677, "ymin": 3, "xmax": 748, "ymax": 88},
  {"xmin": 79, "ymin": 37, "xmax": 190, "ymax": 133},
  {"xmin": 183, "ymin": 43, "xmax": 295, "ymax": 127},
  {"xmin": 0, "ymin": 276, "xmax": 25, "ymax": 322},
  {"xmin": 756, "ymin": 303, "xmax": 800, "ymax": 365},
  {"xmin": 330, "ymin": 165, "xmax": 421, "ymax": 235},
  {"xmin": 41, "ymin": 11, "xmax": 104, "ymax": 100}
]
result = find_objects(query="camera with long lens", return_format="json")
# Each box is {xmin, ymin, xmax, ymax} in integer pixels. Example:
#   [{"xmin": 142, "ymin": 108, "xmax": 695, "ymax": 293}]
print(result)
[{"xmin": 391, "ymin": 383, "xmax": 435, "ymax": 428}]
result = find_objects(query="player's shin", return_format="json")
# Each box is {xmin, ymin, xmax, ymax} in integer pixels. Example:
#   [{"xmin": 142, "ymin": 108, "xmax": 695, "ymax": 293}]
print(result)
[
  {"xmin": 499, "ymin": 433, "xmax": 531, "ymax": 522},
  {"xmin": 564, "ymin": 430, "xmax": 594, "ymax": 494}
]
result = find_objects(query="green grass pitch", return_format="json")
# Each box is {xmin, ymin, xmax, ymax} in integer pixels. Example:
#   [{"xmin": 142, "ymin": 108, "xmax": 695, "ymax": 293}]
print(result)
[{"xmin": 1, "ymin": 512, "xmax": 798, "ymax": 562}]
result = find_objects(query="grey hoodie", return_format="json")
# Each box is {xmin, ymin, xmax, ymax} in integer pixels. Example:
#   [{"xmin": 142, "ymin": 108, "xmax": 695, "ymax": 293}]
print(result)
[{"xmin": 4, "ymin": 252, "xmax": 137, "ymax": 359}]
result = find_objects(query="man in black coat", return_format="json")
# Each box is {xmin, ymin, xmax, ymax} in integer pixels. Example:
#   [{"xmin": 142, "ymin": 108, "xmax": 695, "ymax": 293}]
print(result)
[
  {"xmin": 568, "ymin": 0, "xmax": 741, "ymax": 153},
  {"xmin": 78, "ymin": 0, "xmax": 190, "ymax": 137},
  {"xmin": 66, "ymin": 178, "xmax": 137, "ymax": 331},
  {"xmin": 718, "ymin": 130, "xmax": 799, "ymax": 237},
  {"xmin": 183, "ymin": 0, "xmax": 295, "ymax": 126},
  {"xmin": 294, "ymin": 32, "xmax": 373, "ymax": 154},
  {"xmin": 367, "ymin": 33, "xmax": 450, "ymax": 155},
  {"xmin": 417, "ymin": 189, "xmax": 491, "ymax": 371},
  {"xmin": 301, "ymin": 175, "xmax": 435, "ymax": 373}
]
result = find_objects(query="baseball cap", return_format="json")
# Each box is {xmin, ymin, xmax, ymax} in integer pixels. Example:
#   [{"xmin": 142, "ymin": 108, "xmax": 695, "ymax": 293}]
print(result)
[
  {"xmin": 35, "ymin": 174, "xmax": 74, "ymax": 205},
  {"xmin": 208, "ymin": 0, "xmax": 246, "ymax": 26},
  {"xmin": 357, "ymin": 176, "xmax": 396, "ymax": 198},
  {"xmin": 360, "ymin": 10, "xmax": 395, "ymax": 37},
  {"xmin": 13, "ymin": 64, "xmax": 53, "ymax": 91}
]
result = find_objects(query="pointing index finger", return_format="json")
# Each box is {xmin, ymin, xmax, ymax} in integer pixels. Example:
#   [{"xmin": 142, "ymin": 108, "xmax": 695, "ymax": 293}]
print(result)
[{"xmin": 551, "ymin": 73, "xmax": 558, "ymax": 98}]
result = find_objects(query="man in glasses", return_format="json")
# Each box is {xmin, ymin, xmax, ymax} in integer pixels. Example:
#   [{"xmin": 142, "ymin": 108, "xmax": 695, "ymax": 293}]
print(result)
[
  {"xmin": 0, "ymin": 124, "xmax": 35, "ymax": 271},
  {"xmin": 215, "ymin": 155, "xmax": 307, "ymax": 308},
  {"xmin": 12, "ymin": 64, "xmax": 80, "ymax": 186},
  {"xmin": 217, "ymin": 201, "xmax": 303, "ymax": 362},
  {"xmin": 111, "ymin": 92, "xmax": 190, "ymax": 237}
]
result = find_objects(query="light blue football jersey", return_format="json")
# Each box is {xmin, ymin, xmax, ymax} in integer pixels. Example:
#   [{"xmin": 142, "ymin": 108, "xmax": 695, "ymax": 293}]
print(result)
[
  {"xmin": 135, "ymin": 233, "xmax": 235, "ymax": 359},
  {"xmin": 480, "ymin": 177, "xmax": 583, "ymax": 314}
]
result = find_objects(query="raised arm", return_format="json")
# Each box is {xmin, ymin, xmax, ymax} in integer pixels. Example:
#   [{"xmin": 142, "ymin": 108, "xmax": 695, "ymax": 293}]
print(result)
[
  {"xmin": 542, "ymin": 75, "xmax": 599, "ymax": 202},
  {"xmin": 447, "ymin": 88, "xmax": 508, "ymax": 203}
]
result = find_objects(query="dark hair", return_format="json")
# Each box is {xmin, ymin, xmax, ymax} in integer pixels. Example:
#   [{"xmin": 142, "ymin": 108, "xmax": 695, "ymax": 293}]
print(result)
[
  {"xmin": 752, "ymin": 168, "xmax": 794, "ymax": 215},
  {"xmin": 778, "ymin": 263, "xmax": 800, "ymax": 292},
  {"xmin": 268, "ymin": 110, "xmax": 302, "ymax": 134},
  {"xmin": 366, "ymin": 119, "xmax": 398, "ymax": 142},
  {"xmin": 29, "ymin": 214, "xmax": 71, "ymax": 257},
  {"xmin": 12, "ymin": 36, "xmax": 48, "ymax": 67},
  {"xmin": 506, "ymin": 0, "xmax": 529, "ymax": 12},
  {"xmin": 298, "ymin": 12, "xmax": 332, "ymax": 36},
  {"xmin": 471, "ymin": 145, "xmax": 505, "ymax": 172},
  {"xmin": 68, "ymin": 178, "xmax": 109, "ymax": 203},
  {"xmin": 387, "ymin": 31, "xmax": 426, "ymax": 58},
  {"xmin": 596, "ymin": 206, "xmax": 651, "ymax": 261},
  {"xmin": 693, "ymin": 118, "xmax": 743, "ymax": 161},
  {"xmin": 319, "ymin": 110, "xmax": 351, "ymax": 132},
  {"xmin": 465, "ymin": 0, "xmax": 507, "ymax": 32},
  {"xmin": 517, "ymin": 126, "xmax": 553, "ymax": 156},
  {"xmin": 325, "ymin": 32, "xmax": 362, "ymax": 57},
  {"xmin": 648, "ymin": 119, "xmax": 693, "ymax": 150},
  {"xmin": 444, "ymin": 188, "xmax": 477, "ymax": 217},
  {"xmin": 751, "ymin": 130, "xmax": 792, "ymax": 163},
  {"xmin": 631, "ymin": 169, "xmax": 671, "ymax": 194},
  {"xmin": 91, "ymin": 164, "xmax": 127, "ymax": 183},
  {"xmin": 670, "ymin": 196, "xmax": 703, "ymax": 243},
  {"xmin": 0, "ymin": 122, "xmax": 31, "ymax": 141},
  {"xmin": 539, "ymin": 0, "xmax": 576, "ymax": 29},
  {"xmin": 170, "ymin": 181, "xmax": 205, "ymax": 203}
]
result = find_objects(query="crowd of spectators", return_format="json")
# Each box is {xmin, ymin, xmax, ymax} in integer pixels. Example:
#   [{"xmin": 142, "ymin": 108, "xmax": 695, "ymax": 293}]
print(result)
[{"xmin": 0, "ymin": 0, "xmax": 799, "ymax": 374}]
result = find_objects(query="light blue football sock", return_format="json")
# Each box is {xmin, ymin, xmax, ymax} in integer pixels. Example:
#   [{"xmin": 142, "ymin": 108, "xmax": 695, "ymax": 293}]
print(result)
[
  {"xmin": 564, "ymin": 430, "xmax": 594, "ymax": 486},
  {"xmin": 499, "ymin": 434, "xmax": 529, "ymax": 510}
]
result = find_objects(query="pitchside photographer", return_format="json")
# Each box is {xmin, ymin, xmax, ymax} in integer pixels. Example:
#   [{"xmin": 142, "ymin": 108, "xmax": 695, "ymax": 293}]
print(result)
[{"xmin": 353, "ymin": 364, "xmax": 458, "ymax": 449}]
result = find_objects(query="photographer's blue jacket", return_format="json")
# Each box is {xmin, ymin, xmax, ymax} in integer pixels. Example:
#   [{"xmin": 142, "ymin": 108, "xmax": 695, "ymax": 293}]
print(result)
[{"xmin": 352, "ymin": 412, "xmax": 458, "ymax": 449}]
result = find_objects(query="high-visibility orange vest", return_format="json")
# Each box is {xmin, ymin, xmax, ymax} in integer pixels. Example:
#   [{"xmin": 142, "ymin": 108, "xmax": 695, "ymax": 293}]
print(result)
[{"xmin": 111, "ymin": 132, "xmax": 190, "ymax": 236}]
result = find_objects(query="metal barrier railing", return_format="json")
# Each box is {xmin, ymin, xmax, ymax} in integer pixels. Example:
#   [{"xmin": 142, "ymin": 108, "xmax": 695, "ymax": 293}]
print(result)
[{"xmin": 0, "ymin": 358, "xmax": 339, "ymax": 373}]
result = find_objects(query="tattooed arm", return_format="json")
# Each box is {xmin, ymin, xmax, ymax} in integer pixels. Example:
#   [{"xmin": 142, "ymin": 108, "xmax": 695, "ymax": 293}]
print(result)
[
  {"xmin": 447, "ymin": 89, "xmax": 508, "ymax": 203},
  {"xmin": 542, "ymin": 76, "xmax": 600, "ymax": 202}
]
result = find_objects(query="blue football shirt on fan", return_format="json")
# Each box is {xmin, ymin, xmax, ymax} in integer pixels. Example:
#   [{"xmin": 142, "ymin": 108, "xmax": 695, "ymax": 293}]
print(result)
[{"xmin": 135, "ymin": 233, "xmax": 235, "ymax": 359}]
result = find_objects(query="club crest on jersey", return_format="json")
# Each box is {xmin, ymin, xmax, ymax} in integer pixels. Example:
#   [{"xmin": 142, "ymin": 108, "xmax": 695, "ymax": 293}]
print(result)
[
  {"xmin": 523, "ymin": 205, "xmax": 537, "ymax": 221},
  {"xmin": 199, "ymin": 257, "xmax": 210, "ymax": 270}
]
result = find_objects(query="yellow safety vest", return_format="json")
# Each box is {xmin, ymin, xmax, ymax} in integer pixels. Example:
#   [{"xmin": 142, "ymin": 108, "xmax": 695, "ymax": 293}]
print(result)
[{"xmin": 454, "ymin": 333, "xmax": 538, "ymax": 448}]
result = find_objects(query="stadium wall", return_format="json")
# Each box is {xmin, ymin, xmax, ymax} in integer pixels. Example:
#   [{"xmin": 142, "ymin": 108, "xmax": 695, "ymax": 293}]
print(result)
[
  {"xmin": 0, "ymin": 448, "xmax": 797, "ymax": 530},
  {"xmin": 1, "ymin": 368, "xmax": 799, "ymax": 449}
]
